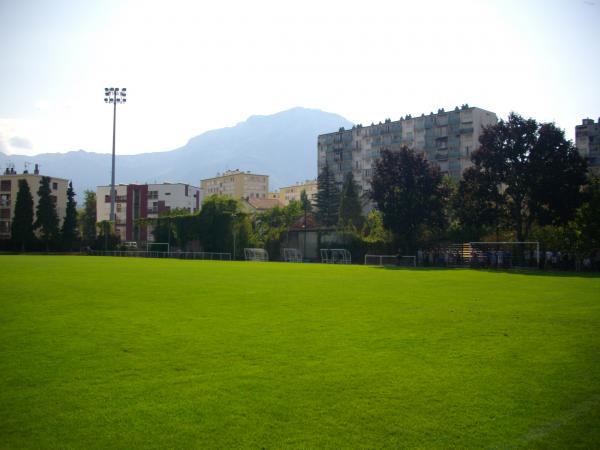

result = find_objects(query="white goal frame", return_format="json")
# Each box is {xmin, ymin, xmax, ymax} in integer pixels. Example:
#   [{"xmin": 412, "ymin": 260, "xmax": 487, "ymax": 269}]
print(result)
[
  {"xmin": 283, "ymin": 248, "xmax": 302, "ymax": 262},
  {"xmin": 364, "ymin": 254, "xmax": 416, "ymax": 267},
  {"xmin": 244, "ymin": 248, "xmax": 269, "ymax": 262},
  {"xmin": 320, "ymin": 248, "xmax": 351, "ymax": 264}
]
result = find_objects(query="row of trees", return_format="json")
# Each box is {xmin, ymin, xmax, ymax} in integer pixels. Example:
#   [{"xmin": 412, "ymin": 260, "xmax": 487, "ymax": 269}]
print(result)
[{"xmin": 11, "ymin": 177, "xmax": 78, "ymax": 251}]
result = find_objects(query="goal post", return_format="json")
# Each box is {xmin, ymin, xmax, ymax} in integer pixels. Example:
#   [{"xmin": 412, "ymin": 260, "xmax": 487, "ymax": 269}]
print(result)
[
  {"xmin": 468, "ymin": 241, "xmax": 540, "ymax": 268},
  {"xmin": 244, "ymin": 248, "xmax": 269, "ymax": 262},
  {"xmin": 364, "ymin": 254, "xmax": 416, "ymax": 267},
  {"xmin": 320, "ymin": 248, "xmax": 351, "ymax": 264},
  {"xmin": 283, "ymin": 248, "xmax": 302, "ymax": 262}
]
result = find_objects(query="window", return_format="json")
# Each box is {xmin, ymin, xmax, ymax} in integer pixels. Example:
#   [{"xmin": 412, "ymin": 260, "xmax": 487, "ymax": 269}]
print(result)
[
  {"xmin": 0, "ymin": 180, "xmax": 11, "ymax": 191},
  {"xmin": 0, "ymin": 208, "xmax": 10, "ymax": 219},
  {"xmin": 52, "ymin": 182, "xmax": 58, "ymax": 190}
]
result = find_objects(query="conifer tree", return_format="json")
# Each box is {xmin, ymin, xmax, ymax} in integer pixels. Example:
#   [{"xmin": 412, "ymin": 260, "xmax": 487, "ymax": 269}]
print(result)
[
  {"xmin": 315, "ymin": 163, "xmax": 340, "ymax": 226},
  {"xmin": 11, "ymin": 179, "xmax": 35, "ymax": 251},
  {"xmin": 80, "ymin": 190, "xmax": 97, "ymax": 246},
  {"xmin": 61, "ymin": 181, "xmax": 78, "ymax": 250},
  {"xmin": 35, "ymin": 176, "xmax": 59, "ymax": 250},
  {"xmin": 338, "ymin": 172, "xmax": 363, "ymax": 228}
]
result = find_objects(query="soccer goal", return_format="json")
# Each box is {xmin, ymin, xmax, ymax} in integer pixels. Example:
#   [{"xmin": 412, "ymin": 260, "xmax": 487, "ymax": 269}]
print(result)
[
  {"xmin": 468, "ymin": 241, "xmax": 540, "ymax": 268},
  {"xmin": 364, "ymin": 254, "xmax": 416, "ymax": 267},
  {"xmin": 320, "ymin": 248, "xmax": 351, "ymax": 264},
  {"xmin": 283, "ymin": 248, "xmax": 302, "ymax": 262},
  {"xmin": 244, "ymin": 248, "xmax": 269, "ymax": 262}
]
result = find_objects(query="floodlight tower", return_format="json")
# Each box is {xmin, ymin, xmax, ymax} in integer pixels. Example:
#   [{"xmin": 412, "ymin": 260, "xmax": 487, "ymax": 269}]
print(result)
[{"xmin": 104, "ymin": 87, "xmax": 127, "ymax": 222}]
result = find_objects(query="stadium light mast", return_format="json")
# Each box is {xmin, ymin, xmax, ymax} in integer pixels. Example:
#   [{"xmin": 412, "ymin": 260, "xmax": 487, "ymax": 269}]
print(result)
[{"xmin": 104, "ymin": 87, "xmax": 127, "ymax": 222}]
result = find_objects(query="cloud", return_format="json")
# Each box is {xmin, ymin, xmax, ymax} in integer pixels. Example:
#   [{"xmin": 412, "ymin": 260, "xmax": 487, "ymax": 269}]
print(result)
[{"xmin": 9, "ymin": 136, "xmax": 33, "ymax": 150}]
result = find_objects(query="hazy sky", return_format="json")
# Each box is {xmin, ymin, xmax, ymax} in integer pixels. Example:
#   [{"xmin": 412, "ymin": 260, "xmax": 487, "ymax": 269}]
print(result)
[{"xmin": 0, "ymin": 0, "xmax": 598, "ymax": 157}]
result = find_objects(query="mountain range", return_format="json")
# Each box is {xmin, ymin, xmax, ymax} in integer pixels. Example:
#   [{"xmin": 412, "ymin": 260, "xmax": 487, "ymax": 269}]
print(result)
[{"xmin": 0, "ymin": 107, "xmax": 353, "ymax": 196}]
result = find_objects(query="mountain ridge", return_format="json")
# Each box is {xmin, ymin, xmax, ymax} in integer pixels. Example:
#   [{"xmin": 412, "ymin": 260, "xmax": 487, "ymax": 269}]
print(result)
[{"xmin": 0, "ymin": 107, "xmax": 353, "ymax": 196}]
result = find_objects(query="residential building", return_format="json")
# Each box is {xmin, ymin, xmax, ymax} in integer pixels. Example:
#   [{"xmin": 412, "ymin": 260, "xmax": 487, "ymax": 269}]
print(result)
[
  {"xmin": 96, "ymin": 182, "xmax": 201, "ymax": 242},
  {"xmin": 576, "ymin": 118, "xmax": 600, "ymax": 173},
  {"xmin": 317, "ymin": 105, "xmax": 498, "ymax": 200},
  {"xmin": 200, "ymin": 169, "xmax": 269, "ymax": 200},
  {"xmin": 0, "ymin": 164, "xmax": 69, "ymax": 239},
  {"xmin": 278, "ymin": 180, "xmax": 318, "ymax": 206}
]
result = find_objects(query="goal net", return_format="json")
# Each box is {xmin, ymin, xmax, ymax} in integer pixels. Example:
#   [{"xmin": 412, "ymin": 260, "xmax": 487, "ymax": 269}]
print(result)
[
  {"xmin": 468, "ymin": 241, "xmax": 540, "ymax": 268},
  {"xmin": 283, "ymin": 248, "xmax": 302, "ymax": 262},
  {"xmin": 244, "ymin": 248, "xmax": 269, "ymax": 262},
  {"xmin": 320, "ymin": 248, "xmax": 351, "ymax": 264},
  {"xmin": 364, "ymin": 254, "xmax": 416, "ymax": 267}
]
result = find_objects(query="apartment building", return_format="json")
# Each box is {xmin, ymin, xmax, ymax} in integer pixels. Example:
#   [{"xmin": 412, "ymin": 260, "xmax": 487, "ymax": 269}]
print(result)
[
  {"xmin": 96, "ymin": 183, "xmax": 201, "ymax": 242},
  {"xmin": 576, "ymin": 117, "xmax": 600, "ymax": 173},
  {"xmin": 0, "ymin": 165, "xmax": 69, "ymax": 239},
  {"xmin": 200, "ymin": 169, "xmax": 269, "ymax": 200},
  {"xmin": 278, "ymin": 180, "xmax": 318, "ymax": 206},
  {"xmin": 317, "ymin": 105, "xmax": 498, "ymax": 198}
]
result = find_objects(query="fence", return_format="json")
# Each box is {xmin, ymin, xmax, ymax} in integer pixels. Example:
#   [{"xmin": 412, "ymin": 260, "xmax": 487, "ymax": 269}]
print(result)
[{"xmin": 87, "ymin": 250, "xmax": 231, "ymax": 260}]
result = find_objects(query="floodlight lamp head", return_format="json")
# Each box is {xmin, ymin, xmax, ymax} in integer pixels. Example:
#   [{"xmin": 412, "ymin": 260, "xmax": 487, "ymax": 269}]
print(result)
[
  {"xmin": 123, "ymin": 98, "xmax": 127, "ymax": 103},
  {"xmin": 109, "ymin": 87, "xmax": 114, "ymax": 91},
  {"xmin": 104, "ymin": 98, "xmax": 108, "ymax": 102},
  {"xmin": 121, "ymin": 88, "xmax": 126, "ymax": 92},
  {"xmin": 105, "ymin": 87, "xmax": 109, "ymax": 92}
]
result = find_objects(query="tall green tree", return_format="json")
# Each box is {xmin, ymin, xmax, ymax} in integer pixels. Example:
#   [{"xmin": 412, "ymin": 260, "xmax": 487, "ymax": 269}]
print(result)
[
  {"xmin": 196, "ymin": 195, "xmax": 240, "ymax": 253},
  {"xmin": 61, "ymin": 181, "xmax": 78, "ymax": 250},
  {"xmin": 315, "ymin": 163, "xmax": 340, "ymax": 227},
  {"xmin": 338, "ymin": 172, "xmax": 363, "ymax": 228},
  {"xmin": 370, "ymin": 147, "xmax": 446, "ymax": 253},
  {"xmin": 79, "ymin": 190, "xmax": 97, "ymax": 246},
  {"xmin": 11, "ymin": 179, "xmax": 35, "ymax": 251},
  {"xmin": 468, "ymin": 113, "xmax": 587, "ymax": 241},
  {"xmin": 300, "ymin": 189, "xmax": 312, "ymax": 214},
  {"xmin": 34, "ymin": 176, "xmax": 59, "ymax": 250}
]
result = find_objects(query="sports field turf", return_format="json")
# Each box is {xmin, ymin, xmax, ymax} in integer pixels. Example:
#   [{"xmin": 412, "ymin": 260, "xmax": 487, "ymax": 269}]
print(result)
[{"xmin": 0, "ymin": 255, "xmax": 599, "ymax": 448}]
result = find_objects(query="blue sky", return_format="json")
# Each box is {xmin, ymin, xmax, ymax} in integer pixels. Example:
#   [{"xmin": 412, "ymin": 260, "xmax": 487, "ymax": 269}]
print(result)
[{"xmin": 0, "ymin": 0, "xmax": 598, "ymax": 156}]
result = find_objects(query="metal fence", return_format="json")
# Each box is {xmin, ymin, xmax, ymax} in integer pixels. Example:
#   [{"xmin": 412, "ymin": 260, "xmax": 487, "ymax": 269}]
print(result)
[{"xmin": 87, "ymin": 250, "xmax": 232, "ymax": 260}]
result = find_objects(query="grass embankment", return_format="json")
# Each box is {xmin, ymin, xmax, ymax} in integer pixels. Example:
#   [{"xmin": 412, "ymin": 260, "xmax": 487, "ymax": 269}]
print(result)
[{"xmin": 0, "ymin": 256, "xmax": 599, "ymax": 448}]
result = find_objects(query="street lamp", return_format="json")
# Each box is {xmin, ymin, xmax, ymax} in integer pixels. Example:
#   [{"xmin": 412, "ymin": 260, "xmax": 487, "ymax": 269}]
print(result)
[{"xmin": 104, "ymin": 87, "xmax": 127, "ymax": 222}]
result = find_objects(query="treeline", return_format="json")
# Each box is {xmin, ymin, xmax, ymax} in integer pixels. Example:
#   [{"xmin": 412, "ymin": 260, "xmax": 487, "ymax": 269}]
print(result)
[{"xmin": 8, "ymin": 177, "xmax": 79, "ymax": 251}]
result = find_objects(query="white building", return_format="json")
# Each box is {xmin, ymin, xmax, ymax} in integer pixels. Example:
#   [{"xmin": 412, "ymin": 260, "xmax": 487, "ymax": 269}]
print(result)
[{"xmin": 96, "ymin": 182, "xmax": 201, "ymax": 242}]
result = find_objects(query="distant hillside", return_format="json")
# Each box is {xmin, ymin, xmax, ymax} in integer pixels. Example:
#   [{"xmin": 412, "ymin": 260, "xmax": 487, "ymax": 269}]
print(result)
[{"xmin": 0, "ymin": 107, "xmax": 353, "ymax": 197}]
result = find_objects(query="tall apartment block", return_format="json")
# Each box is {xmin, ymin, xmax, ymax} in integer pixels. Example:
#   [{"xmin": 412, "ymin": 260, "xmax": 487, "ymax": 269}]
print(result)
[
  {"xmin": 317, "ymin": 105, "xmax": 498, "ymax": 197},
  {"xmin": 96, "ymin": 183, "xmax": 201, "ymax": 242},
  {"xmin": 277, "ymin": 180, "xmax": 318, "ymax": 206},
  {"xmin": 0, "ymin": 165, "xmax": 69, "ymax": 239},
  {"xmin": 575, "ymin": 118, "xmax": 600, "ymax": 174},
  {"xmin": 201, "ymin": 169, "xmax": 269, "ymax": 201}
]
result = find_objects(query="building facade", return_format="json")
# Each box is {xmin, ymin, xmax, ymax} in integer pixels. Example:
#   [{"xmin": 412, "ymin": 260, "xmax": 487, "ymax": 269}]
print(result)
[
  {"xmin": 0, "ymin": 165, "xmax": 69, "ymax": 239},
  {"xmin": 96, "ymin": 183, "xmax": 201, "ymax": 242},
  {"xmin": 200, "ymin": 170, "xmax": 269, "ymax": 201},
  {"xmin": 317, "ymin": 105, "xmax": 498, "ymax": 198},
  {"xmin": 278, "ymin": 180, "xmax": 318, "ymax": 206},
  {"xmin": 576, "ymin": 118, "xmax": 600, "ymax": 174}
]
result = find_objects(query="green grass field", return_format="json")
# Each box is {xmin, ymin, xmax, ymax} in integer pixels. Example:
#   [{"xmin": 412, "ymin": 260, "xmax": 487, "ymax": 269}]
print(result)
[{"xmin": 0, "ymin": 256, "xmax": 599, "ymax": 449}]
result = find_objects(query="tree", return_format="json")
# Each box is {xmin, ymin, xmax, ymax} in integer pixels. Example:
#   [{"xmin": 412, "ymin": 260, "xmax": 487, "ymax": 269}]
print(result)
[
  {"xmin": 315, "ymin": 163, "xmax": 340, "ymax": 226},
  {"xmin": 11, "ymin": 179, "xmax": 35, "ymax": 251},
  {"xmin": 61, "ymin": 181, "xmax": 78, "ymax": 250},
  {"xmin": 370, "ymin": 147, "xmax": 446, "ymax": 253},
  {"xmin": 469, "ymin": 113, "xmax": 587, "ymax": 241},
  {"xmin": 338, "ymin": 172, "xmax": 363, "ymax": 228},
  {"xmin": 196, "ymin": 195, "xmax": 240, "ymax": 253},
  {"xmin": 453, "ymin": 166, "xmax": 503, "ymax": 240},
  {"xmin": 79, "ymin": 190, "xmax": 97, "ymax": 246},
  {"xmin": 300, "ymin": 189, "xmax": 312, "ymax": 214},
  {"xmin": 34, "ymin": 176, "xmax": 59, "ymax": 250}
]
